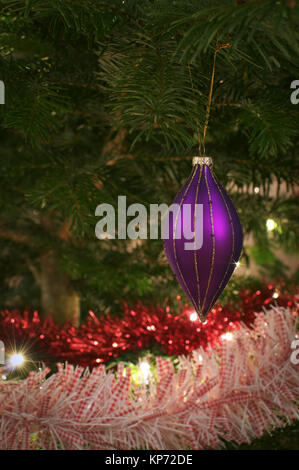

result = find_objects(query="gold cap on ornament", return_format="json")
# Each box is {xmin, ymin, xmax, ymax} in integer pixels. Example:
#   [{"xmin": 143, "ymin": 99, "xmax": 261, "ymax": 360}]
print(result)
[{"xmin": 192, "ymin": 156, "xmax": 213, "ymax": 167}]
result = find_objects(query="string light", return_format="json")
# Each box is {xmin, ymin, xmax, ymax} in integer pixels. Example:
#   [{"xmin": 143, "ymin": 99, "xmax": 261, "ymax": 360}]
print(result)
[
  {"xmin": 139, "ymin": 361, "xmax": 151, "ymax": 383},
  {"xmin": 189, "ymin": 312, "xmax": 198, "ymax": 322},
  {"xmin": 221, "ymin": 332, "xmax": 233, "ymax": 341},
  {"xmin": 272, "ymin": 291, "xmax": 279, "ymax": 299},
  {"xmin": 266, "ymin": 219, "xmax": 277, "ymax": 232},
  {"xmin": 254, "ymin": 187, "xmax": 260, "ymax": 194},
  {"xmin": 131, "ymin": 360, "xmax": 152, "ymax": 385},
  {"xmin": 8, "ymin": 353, "xmax": 25, "ymax": 368}
]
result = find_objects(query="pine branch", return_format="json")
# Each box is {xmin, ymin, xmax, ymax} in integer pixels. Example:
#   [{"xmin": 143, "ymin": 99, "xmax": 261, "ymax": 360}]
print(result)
[{"xmin": 0, "ymin": 226, "xmax": 36, "ymax": 247}]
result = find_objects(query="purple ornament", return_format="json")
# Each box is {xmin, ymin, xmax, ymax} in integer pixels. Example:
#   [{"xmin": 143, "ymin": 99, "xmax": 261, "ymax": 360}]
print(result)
[{"xmin": 163, "ymin": 156, "xmax": 243, "ymax": 322}]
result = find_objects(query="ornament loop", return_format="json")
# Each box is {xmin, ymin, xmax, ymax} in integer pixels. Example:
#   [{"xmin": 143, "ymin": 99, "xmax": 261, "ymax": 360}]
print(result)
[{"xmin": 192, "ymin": 156, "xmax": 213, "ymax": 167}]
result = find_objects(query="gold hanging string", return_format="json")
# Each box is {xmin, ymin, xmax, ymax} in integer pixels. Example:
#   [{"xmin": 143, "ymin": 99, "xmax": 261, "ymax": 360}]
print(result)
[
  {"xmin": 188, "ymin": 62, "xmax": 203, "ymax": 154},
  {"xmin": 202, "ymin": 42, "xmax": 231, "ymax": 155},
  {"xmin": 188, "ymin": 42, "xmax": 231, "ymax": 156}
]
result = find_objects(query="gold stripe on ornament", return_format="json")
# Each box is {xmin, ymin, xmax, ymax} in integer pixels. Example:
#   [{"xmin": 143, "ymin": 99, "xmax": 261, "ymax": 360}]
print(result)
[
  {"xmin": 205, "ymin": 170, "xmax": 235, "ymax": 314},
  {"xmin": 193, "ymin": 164, "xmax": 203, "ymax": 314},
  {"xmin": 201, "ymin": 165, "xmax": 215, "ymax": 317}
]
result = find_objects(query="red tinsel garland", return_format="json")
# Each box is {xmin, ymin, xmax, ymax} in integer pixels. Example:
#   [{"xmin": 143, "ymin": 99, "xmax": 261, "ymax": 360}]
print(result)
[{"xmin": 0, "ymin": 285, "xmax": 296, "ymax": 367}]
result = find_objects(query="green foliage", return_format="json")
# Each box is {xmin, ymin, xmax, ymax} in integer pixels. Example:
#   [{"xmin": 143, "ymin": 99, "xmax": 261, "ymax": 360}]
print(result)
[
  {"xmin": 0, "ymin": 0, "xmax": 298, "ymax": 316},
  {"xmin": 97, "ymin": 34, "xmax": 206, "ymax": 150},
  {"xmin": 223, "ymin": 420, "xmax": 299, "ymax": 450}
]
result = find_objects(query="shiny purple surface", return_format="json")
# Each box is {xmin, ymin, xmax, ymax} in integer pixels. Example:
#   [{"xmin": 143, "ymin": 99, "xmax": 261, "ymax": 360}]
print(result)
[{"xmin": 163, "ymin": 163, "xmax": 243, "ymax": 320}]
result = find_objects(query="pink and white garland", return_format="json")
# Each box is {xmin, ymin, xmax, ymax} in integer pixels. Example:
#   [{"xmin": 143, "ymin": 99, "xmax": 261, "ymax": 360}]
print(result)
[{"xmin": 0, "ymin": 305, "xmax": 298, "ymax": 450}]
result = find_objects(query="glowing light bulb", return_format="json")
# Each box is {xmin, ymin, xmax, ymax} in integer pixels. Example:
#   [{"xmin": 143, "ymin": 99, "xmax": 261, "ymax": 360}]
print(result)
[
  {"xmin": 254, "ymin": 187, "xmax": 260, "ymax": 194},
  {"xmin": 9, "ymin": 353, "xmax": 24, "ymax": 368},
  {"xmin": 139, "ymin": 361, "xmax": 151, "ymax": 382},
  {"xmin": 266, "ymin": 219, "xmax": 277, "ymax": 232},
  {"xmin": 272, "ymin": 291, "xmax": 279, "ymax": 299},
  {"xmin": 189, "ymin": 312, "xmax": 198, "ymax": 322},
  {"xmin": 221, "ymin": 332, "xmax": 233, "ymax": 341}
]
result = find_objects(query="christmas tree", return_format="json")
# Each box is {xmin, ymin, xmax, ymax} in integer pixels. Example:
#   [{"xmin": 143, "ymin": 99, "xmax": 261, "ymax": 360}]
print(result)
[{"xmin": 0, "ymin": 0, "xmax": 298, "ymax": 451}]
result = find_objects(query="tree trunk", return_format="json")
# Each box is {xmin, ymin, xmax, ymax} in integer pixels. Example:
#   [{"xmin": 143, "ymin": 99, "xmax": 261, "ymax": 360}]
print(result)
[{"xmin": 40, "ymin": 251, "xmax": 80, "ymax": 326}]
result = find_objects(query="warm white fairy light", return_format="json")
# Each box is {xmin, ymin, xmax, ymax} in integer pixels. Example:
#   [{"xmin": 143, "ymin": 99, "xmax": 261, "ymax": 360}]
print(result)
[
  {"xmin": 272, "ymin": 291, "xmax": 279, "ymax": 299},
  {"xmin": 140, "ymin": 361, "xmax": 151, "ymax": 382},
  {"xmin": 8, "ymin": 353, "xmax": 25, "ymax": 368},
  {"xmin": 254, "ymin": 187, "xmax": 260, "ymax": 194},
  {"xmin": 198, "ymin": 353, "xmax": 203, "ymax": 364},
  {"xmin": 189, "ymin": 312, "xmax": 198, "ymax": 322},
  {"xmin": 131, "ymin": 359, "xmax": 153, "ymax": 385},
  {"xmin": 266, "ymin": 218, "xmax": 277, "ymax": 232},
  {"xmin": 221, "ymin": 332, "xmax": 233, "ymax": 341}
]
